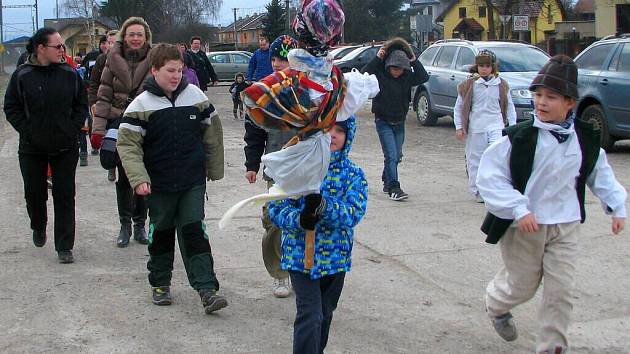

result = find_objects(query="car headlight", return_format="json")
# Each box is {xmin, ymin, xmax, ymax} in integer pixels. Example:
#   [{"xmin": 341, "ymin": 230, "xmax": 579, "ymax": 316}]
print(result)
[{"xmin": 511, "ymin": 89, "xmax": 533, "ymax": 99}]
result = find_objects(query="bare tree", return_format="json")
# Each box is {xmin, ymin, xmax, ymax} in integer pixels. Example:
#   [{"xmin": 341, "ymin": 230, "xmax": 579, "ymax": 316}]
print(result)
[{"xmin": 61, "ymin": 0, "xmax": 100, "ymax": 50}]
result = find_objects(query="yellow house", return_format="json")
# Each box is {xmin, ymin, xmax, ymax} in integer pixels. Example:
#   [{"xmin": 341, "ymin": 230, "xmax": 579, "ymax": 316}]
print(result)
[
  {"xmin": 594, "ymin": 0, "xmax": 630, "ymax": 38},
  {"xmin": 436, "ymin": 0, "xmax": 566, "ymax": 44},
  {"xmin": 44, "ymin": 18, "xmax": 115, "ymax": 56}
]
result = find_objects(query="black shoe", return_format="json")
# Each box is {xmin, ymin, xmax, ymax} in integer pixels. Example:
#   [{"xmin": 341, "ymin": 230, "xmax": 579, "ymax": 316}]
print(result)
[
  {"xmin": 117, "ymin": 224, "xmax": 132, "ymax": 248},
  {"xmin": 79, "ymin": 151, "xmax": 88, "ymax": 166},
  {"xmin": 389, "ymin": 187, "xmax": 409, "ymax": 201},
  {"xmin": 57, "ymin": 250, "xmax": 74, "ymax": 264},
  {"xmin": 91, "ymin": 148, "xmax": 99, "ymax": 156},
  {"xmin": 152, "ymin": 286, "xmax": 172, "ymax": 306},
  {"xmin": 133, "ymin": 224, "xmax": 148, "ymax": 245},
  {"xmin": 199, "ymin": 289, "xmax": 228, "ymax": 314},
  {"xmin": 107, "ymin": 169, "xmax": 116, "ymax": 182},
  {"xmin": 32, "ymin": 230, "xmax": 47, "ymax": 247},
  {"xmin": 382, "ymin": 185, "xmax": 389, "ymax": 194}
]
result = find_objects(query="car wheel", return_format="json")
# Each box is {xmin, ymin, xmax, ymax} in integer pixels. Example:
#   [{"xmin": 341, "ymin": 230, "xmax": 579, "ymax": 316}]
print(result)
[
  {"xmin": 416, "ymin": 91, "xmax": 438, "ymax": 126},
  {"xmin": 580, "ymin": 104, "xmax": 615, "ymax": 151}
]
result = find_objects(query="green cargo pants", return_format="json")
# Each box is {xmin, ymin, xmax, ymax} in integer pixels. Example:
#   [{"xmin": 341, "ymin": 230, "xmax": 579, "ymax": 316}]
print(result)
[{"xmin": 146, "ymin": 184, "xmax": 219, "ymax": 291}]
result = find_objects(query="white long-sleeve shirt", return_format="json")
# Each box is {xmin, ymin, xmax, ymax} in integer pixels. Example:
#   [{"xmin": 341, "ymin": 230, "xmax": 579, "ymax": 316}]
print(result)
[
  {"xmin": 453, "ymin": 76, "xmax": 517, "ymax": 132},
  {"xmin": 476, "ymin": 118, "xmax": 627, "ymax": 224}
]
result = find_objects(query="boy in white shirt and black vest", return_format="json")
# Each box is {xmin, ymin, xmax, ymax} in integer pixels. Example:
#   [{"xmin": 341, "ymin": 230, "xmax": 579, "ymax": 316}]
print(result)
[
  {"xmin": 476, "ymin": 55, "xmax": 626, "ymax": 354},
  {"xmin": 454, "ymin": 49, "xmax": 516, "ymax": 202}
]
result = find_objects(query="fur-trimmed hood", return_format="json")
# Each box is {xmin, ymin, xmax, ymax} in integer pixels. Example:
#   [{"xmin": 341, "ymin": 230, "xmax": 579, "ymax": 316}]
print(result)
[{"xmin": 381, "ymin": 37, "xmax": 414, "ymax": 61}]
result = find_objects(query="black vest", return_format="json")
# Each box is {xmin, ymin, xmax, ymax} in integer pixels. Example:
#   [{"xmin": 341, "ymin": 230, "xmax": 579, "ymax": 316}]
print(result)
[{"xmin": 481, "ymin": 119, "xmax": 600, "ymax": 244}]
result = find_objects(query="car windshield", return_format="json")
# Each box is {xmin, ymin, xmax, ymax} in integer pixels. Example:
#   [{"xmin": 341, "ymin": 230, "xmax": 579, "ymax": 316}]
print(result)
[
  {"xmin": 331, "ymin": 47, "xmax": 357, "ymax": 60},
  {"xmin": 342, "ymin": 46, "xmax": 380, "ymax": 61},
  {"xmin": 481, "ymin": 46, "xmax": 549, "ymax": 72}
]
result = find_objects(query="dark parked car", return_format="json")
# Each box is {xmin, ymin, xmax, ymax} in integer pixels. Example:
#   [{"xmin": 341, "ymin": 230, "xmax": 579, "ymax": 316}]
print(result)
[
  {"xmin": 574, "ymin": 34, "xmax": 630, "ymax": 150},
  {"xmin": 413, "ymin": 39, "xmax": 550, "ymax": 126},
  {"xmin": 334, "ymin": 44, "xmax": 421, "ymax": 73}
]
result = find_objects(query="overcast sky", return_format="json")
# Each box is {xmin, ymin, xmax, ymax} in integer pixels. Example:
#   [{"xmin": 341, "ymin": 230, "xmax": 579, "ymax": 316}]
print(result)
[{"xmin": 2, "ymin": 0, "xmax": 271, "ymax": 40}]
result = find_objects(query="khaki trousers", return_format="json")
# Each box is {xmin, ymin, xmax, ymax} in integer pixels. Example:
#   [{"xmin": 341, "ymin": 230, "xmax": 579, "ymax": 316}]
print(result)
[
  {"xmin": 486, "ymin": 222, "xmax": 580, "ymax": 353},
  {"xmin": 261, "ymin": 180, "xmax": 289, "ymax": 280}
]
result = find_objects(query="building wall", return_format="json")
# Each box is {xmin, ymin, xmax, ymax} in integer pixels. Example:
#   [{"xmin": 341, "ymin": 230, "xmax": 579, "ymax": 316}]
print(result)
[
  {"xmin": 59, "ymin": 23, "xmax": 111, "ymax": 56},
  {"xmin": 595, "ymin": 0, "xmax": 630, "ymax": 37},
  {"xmin": 442, "ymin": 0, "xmax": 563, "ymax": 43}
]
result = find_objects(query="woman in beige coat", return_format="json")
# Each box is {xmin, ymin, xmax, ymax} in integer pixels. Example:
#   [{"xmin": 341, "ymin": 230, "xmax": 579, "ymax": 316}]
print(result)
[{"xmin": 90, "ymin": 17, "xmax": 152, "ymax": 247}]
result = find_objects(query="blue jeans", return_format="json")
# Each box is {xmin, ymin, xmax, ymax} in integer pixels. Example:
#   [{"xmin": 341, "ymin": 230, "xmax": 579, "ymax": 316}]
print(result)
[
  {"xmin": 375, "ymin": 118, "xmax": 405, "ymax": 188},
  {"xmin": 289, "ymin": 271, "xmax": 346, "ymax": 354}
]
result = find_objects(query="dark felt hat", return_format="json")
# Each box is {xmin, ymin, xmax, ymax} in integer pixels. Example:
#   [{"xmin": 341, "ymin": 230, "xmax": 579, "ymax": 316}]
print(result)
[{"xmin": 529, "ymin": 54, "xmax": 578, "ymax": 98}]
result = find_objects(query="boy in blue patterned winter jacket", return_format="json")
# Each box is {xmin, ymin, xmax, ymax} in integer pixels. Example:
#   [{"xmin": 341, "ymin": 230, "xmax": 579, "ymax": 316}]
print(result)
[{"xmin": 268, "ymin": 115, "xmax": 368, "ymax": 354}]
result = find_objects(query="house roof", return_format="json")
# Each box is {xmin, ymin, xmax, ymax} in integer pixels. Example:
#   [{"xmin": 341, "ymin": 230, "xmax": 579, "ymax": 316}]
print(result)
[
  {"xmin": 220, "ymin": 13, "xmax": 266, "ymax": 33},
  {"xmin": 3, "ymin": 35, "xmax": 30, "ymax": 45},
  {"xmin": 574, "ymin": 0, "xmax": 594, "ymax": 14},
  {"xmin": 453, "ymin": 18, "xmax": 484, "ymax": 32},
  {"xmin": 43, "ymin": 17, "xmax": 116, "ymax": 32},
  {"xmin": 436, "ymin": 0, "xmax": 567, "ymax": 22}
]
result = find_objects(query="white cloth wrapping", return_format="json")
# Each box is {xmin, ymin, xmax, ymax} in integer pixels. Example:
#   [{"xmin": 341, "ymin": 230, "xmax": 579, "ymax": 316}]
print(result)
[
  {"xmin": 336, "ymin": 69, "xmax": 380, "ymax": 122},
  {"xmin": 262, "ymin": 131, "xmax": 332, "ymax": 195}
]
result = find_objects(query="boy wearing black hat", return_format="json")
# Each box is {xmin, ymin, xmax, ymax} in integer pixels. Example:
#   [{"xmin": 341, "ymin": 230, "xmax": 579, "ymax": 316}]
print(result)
[
  {"xmin": 454, "ymin": 49, "xmax": 516, "ymax": 202},
  {"xmin": 363, "ymin": 38, "xmax": 429, "ymax": 201},
  {"xmin": 243, "ymin": 34, "xmax": 299, "ymax": 298},
  {"xmin": 476, "ymin": 55, "xmax": 626, "ymax": 354}
]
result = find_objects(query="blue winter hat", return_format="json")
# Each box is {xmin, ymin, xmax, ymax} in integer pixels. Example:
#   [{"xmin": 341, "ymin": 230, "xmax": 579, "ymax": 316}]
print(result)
[{"xmin": 270, "ymin": 35, "xmax": 298, "ymax": 60}]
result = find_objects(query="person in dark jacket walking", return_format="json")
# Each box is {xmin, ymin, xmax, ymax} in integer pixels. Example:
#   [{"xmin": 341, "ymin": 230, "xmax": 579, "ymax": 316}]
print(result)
[
  {"xmin": 246, "ymin": 36, "xmax": 273, "ymax": 82},
  {"xmin": 362, "ymin": 37, "xmax": 428, "ymax": 201},
  {"xmin": 81, "ymin": 35, "xmax": 108, "ymax": 84},
  {"xmin": 4, "ymin": 28, "xmax": 88, "ymax": 264},
  {"xmin": 229, "ymin": 73, "xmax": 249, "ymax": 120},
  {"xmin": 186, "ymin": 36, "xmax": 217, "ymax": 91}
]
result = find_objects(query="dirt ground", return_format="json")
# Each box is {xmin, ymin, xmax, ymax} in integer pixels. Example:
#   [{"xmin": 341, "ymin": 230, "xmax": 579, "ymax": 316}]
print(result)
[{"xmin": 0, "ymin": 78, "xmax": 629, "ymax": 353}]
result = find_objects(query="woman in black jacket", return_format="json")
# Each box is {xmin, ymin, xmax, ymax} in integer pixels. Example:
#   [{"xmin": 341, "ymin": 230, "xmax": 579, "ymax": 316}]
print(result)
[{"xmin": 4, "ymin": 28, "xmax": 88, "ymax": 263}]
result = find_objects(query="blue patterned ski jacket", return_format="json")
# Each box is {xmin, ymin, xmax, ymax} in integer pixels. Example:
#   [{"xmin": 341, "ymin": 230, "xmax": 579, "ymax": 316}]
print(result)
[{"xmin": 268, "ymin": 116, "xmax": 368, "ymax": 279}]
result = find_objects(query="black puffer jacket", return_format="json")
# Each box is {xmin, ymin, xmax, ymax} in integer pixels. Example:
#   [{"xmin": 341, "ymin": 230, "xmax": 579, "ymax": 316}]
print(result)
[{"xmin": 4, "ymin": 55, "xmax": 88, "ymax": 154}]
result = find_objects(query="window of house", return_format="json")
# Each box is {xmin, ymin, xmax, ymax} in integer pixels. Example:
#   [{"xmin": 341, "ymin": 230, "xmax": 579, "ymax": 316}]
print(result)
[
  {"xmin": 479, "ymin": 6, "xmax": 486, "ymax": 18},
  {"xmin": 459, "ymin": 7, "xmax": 466, "ymax": 18},
  {"xmin": 427, "ymin": 6, "xmax": 433, "ymax": 16}
]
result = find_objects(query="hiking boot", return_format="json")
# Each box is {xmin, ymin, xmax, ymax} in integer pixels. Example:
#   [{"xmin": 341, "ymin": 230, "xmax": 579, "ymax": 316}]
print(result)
[
  {"xmin": 117, "ymin": 223, "xmax": 132, "ymax": 248},
  {"xmin": 199, "ymin": 289, "xmax": 228, "ymax": 314},
  {"xmin": 32, "ymin": 230, "xmax": 46, "ymax": 247},
  {"xmin": 272, "ymin": 278, "xmax": 291, "ymax": 298},
  {"xmin": 57, "ymin": 250, "xmax": 74, "ymax": 264},
  {"xmin": 107, "ymin": 169, "xmax": 116, "ymax": 182},
  {"xmin": 389, "ymin": 187, "xmax": 408, "ymax": 201},
  {"xmin": 133, "ymin": 224, "xmax": 148, "ymax": 245},
  {"xmin": 91, "ymin": 148, "xmax": 99, "ymax": 156},
  {"xmin": 492, "ymin": 312, "xmax": 518, "ymax": 342},
  {"xmin": 152, "ymin": 286, "xmax": 172, "ymax": 306},
  {"xmin": 79, "ymin": 151, "xmax": 88, "ymax": 167}
]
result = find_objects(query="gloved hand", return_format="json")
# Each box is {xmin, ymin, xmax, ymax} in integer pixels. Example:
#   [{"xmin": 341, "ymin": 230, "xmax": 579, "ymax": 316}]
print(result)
[
  {"xmin": 90, "ymin": 133, "xmax": 104, "ymax": 150},
  {"xmin": 300, "ymin": 194, "xmax": 325, "ymax": 230}
]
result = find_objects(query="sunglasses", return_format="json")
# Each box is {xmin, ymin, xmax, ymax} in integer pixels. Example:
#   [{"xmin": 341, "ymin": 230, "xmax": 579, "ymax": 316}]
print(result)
[{"xmin": 45, "ymin": 44, "xmax": 66, "ymax": 50}]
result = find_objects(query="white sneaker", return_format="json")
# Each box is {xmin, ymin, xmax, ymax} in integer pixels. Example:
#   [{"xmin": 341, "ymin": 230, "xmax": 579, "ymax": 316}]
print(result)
[{"xmin": 272, "ymin": 278, "xmax": 291, "ymax": 298}]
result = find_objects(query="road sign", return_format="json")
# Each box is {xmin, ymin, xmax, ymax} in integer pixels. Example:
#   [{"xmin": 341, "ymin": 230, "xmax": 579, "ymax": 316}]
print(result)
[
  {"xmin": 513, "ymin": 15, "xmax": 529, "ymax": 31},
  {"xmin": 499, "ymin": 15, "xmax": 511, "ymax": 24}
]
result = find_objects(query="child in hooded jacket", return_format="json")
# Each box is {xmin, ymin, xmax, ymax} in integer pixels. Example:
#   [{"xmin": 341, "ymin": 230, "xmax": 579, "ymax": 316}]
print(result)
[
  {"xmin": 229, "ymin": 73, "xmax": 249, "ymax": 120},
  {"xmin": 268, "ymin": 116, "xmax": 368, "ymax": 354}
]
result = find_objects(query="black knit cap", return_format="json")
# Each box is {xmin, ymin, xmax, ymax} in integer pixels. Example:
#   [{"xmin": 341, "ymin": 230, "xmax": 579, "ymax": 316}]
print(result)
[{"xmin": 529, "ymin": 54, "xmax": 578, "ymax": 98}]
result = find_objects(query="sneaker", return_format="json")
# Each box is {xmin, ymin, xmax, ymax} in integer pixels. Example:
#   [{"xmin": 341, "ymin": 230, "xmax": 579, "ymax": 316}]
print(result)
[
  {"xmin": 272, "ymin": 278, "xmax": 291, "ymax": 298},
  {"xmin": 389, "ymin": 187, "xmax": 408, "ymax": 201},
  {"xmin": 152, "ymin": 286, "xmax": 172, "ymax": 306},
  {"xmin": 32, "ymin": 230, "xmax": 46, "ymax": 247},
  {"xmin": 199, "ymin": 289, "xmax": 228, "ymax": 314},
  {"xmin": 492, "ymin": 312, "xmax": 518, "ymax": 342},
  {"xmin": 107, "ymin": 169, "xmax": 116, "ymax": 182},
  {"xmin": 475, "ymin": 193, "xmax": 484, "ymax": 203},
  {"xmin": 57, "ymin": 250, "xmax": 74, "ymax": 264}
]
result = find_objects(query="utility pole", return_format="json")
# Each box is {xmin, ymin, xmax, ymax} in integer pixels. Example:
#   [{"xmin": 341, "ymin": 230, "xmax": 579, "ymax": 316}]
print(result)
[
  {"xmin": 56, "ymin": 0, "xmax": 59, "ymax": 19},
  {"xmin": 285, "ymin": 0, "xmax": 290, "ymax": 32},
  {"xmin": 233, "ymin": 8, "xmax": 238, "ymax": 50},
  {"xmin": 0, "ymin": 0, "xmax": 4, "ymax": 74},
  {"xmin": 34, "ymin": 0, "xmax": 38, "ymax": 29}
]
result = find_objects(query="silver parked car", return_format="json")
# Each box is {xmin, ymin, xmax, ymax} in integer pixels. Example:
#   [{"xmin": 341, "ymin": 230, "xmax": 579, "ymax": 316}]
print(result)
[
  {"xmin": 414, "ymin": 39, "xmax": 550, "ymax": 126},
  {"xmin": 207, "ymin": 51, "xmax": 252, "ymax": 81}
]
